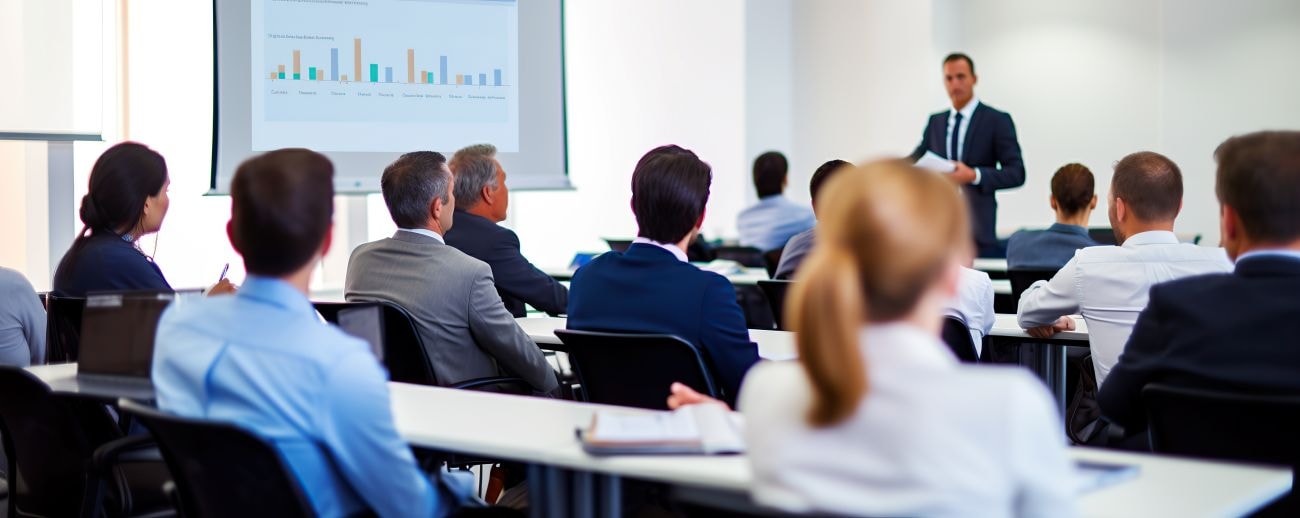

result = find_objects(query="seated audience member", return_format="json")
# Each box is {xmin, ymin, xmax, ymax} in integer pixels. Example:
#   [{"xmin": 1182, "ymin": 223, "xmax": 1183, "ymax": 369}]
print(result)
[
  {"xmin": 0, "ymin": 267, "xmax": 46, "ymax": 366},
  {"xmin": 772, "ymin": 159, "xmax": 851, "ymax": 280},
  {"xmin": 776, "ymin": 159, "xmax": 994, "ymax": 355},
  {"xmin": 736, "ymin": 151, "xmax": 816, "ymax": 252},
  {"xmin": 153, "ymin": 149, "xmax": 472, "ymax": 517},
  {"xmin": 1006, "ymin": 163, "xmax": 1100, "ymax": 269},
  {"xmin": 1100, "ymin": 131, "xmax": 1300, "ymax": 432},
  {"xmin": 1018, "ymin": 152, "xmax": 1231, "ymax": 386},
  {"xmin": 444, "ymin": 144, "xmax": 567, "ymax": 317},
  {"xmin": 568, "ymin": 145, "xmax": 760, "ymax": 404},
  {"xmin": 672, "ymin": 160, "xmax": 1075, "ymax": 516},
  {"xmin": 52, "ymin": 142, "xmax": 234, "ymax": 297},
  {"xmin": 345, "ymin": 151, "xmax": 558, "ymax": 394}
]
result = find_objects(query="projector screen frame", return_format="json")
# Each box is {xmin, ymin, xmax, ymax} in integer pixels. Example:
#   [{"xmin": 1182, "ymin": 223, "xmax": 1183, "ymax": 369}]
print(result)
[{"xmin": 208, "ymin": 0, "xmax": 572, "ymax": 195}]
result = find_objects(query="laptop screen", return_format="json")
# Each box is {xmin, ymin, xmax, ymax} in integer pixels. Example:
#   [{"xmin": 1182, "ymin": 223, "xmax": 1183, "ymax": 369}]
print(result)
[
  {"xmin": 336, "ymin": 305, "xmax": 385, "ymax": 361},
  {"xmin": 78, "ymin": 292, "xmax": 174, "ymax": 378}
]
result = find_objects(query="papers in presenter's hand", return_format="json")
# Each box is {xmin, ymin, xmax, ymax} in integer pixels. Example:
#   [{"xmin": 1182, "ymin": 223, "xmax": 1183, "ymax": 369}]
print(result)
[
  {"xmin": 915, "ymin": 150, "xmax": 956, "ymax": 173},
  {"xmin": 580, "ymin": 403, "xmax": 745, "ymax": 455}
]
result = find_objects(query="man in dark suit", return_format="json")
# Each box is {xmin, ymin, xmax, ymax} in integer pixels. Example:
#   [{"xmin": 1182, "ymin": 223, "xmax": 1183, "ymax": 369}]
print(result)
[
  {"xmin": 1098, "ymin": 130, "xmax": 1300, "ymax": 432},
  {"xmin": 911, "ymin": 53, "xmax": 1025, "ymax": 257},
  {"xmin": 444, "ymin": 144, "xmax": 568, "ymax": 317},
  {"xmin": 566, "ymin": 145, "xmax": 760, "ymax": 404}
]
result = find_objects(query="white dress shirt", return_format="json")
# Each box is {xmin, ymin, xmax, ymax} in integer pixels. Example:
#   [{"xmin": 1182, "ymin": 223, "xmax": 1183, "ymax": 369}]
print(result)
[
  {"xmin": 398, "ymin": 227, "xmax": 445, "ymax": 244},
  {"xmin": 630, "ymin": 236, "xmax": 688, "ymax": 262},
  {"xmin": 1017, "ymin": 230, "xmax": 1232, "ymax": 385},
  {"xmin": 947, "ymin": 97, "xmax": 983, "ymax": 185},
  {"xmin": 739, "ymin": 323, "xmax": 1076, "ymax": 517},
  {"xmin": 945, "ymin": 266, "xmax": 996, "ymax": 357}
]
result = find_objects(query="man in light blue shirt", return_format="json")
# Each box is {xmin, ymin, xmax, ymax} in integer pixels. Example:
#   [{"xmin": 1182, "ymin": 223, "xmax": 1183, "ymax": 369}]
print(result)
[
  {"xmin": 153, "ymin": 149, "xmax": 467, "ymax": 517},
  {"xmin": 736, "ymin": 151, "xmax": 816, "ymax": 252}
]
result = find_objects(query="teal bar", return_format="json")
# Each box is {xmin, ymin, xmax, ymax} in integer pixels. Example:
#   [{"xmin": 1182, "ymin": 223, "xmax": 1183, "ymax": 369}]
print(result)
[
  {"xmin": 309, "ymin": 67, "xmax": 316, "ymax": 80},
  {"xmin": 278, "ymin": 72, "xmax": 285, "ymax": 79},
  {"xmin": 427, "ymin": 72, "xmax": 433, "ymax": 83},
  {"xmin": 370, "ymin": 63, "xmax": 378, "ymax": 82},
  {"xmin": 292, "ymin": 73, "xmax": 300, "ymax": 80}
]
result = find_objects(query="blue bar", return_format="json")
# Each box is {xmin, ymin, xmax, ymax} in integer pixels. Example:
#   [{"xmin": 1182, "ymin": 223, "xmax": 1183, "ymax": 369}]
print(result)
[
  {"xmin": 493, "ymin": 69, "xmax": 502, "ymax": 86},
  {"xmin": 330, "ymin": 48, "xmax": 339, "ymax": 81},
  {"xmin": 465, "ymin": 75, "xmax": 472, "ymax": 85},
  {"xmin": 478, "ymin": 73, "xmax": 487, "ymax": 85},
  {"xmin": 439, "ymin": 56, "xmax": 448, "ymax": 84},
  {"xmin": 385, "ymin": 66, "xmax": 393, "ymax": 83}
]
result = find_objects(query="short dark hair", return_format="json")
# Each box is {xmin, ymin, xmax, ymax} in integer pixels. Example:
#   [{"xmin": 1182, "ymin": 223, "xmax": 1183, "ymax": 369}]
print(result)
[
  {"xmin": 381, "ymin": 151, "xmax": 450, "ymax": 228},
  {"xmin": 809, "ymin": 159, "xmax": 851, "ymax": 206},
  {"xmin": 1215, "ymin": 131, "xmax": 1300, "ymax": 243},
  {"xmin": 1111, "ymin": 151, "xmax": 1183, "ymax": 222},
  {"xmin": 632, "ymin": 145, "xmax": 712, "ymax": 244},
  {"xmin": 943, "ymin": 53, "xmax": 975, "ymax": 75},
  {"xmin": 230, "ymin": 148, "xmax": 335, "ymax": 276},
  {"xmin": 1050, "ymin": 163, "xmax": 1095, "ymax": 216},
  {"xmin": 752, "ymin": 151, "xmax": 789, "ymax": 197}
]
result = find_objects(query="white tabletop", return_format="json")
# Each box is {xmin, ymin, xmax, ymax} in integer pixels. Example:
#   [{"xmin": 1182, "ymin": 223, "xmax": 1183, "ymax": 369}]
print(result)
[
  {"xmin": 990, "ymin": 313, "xmax": 1090, "ymax": 342},
  {"xmin": 23, "ymin": 362, "xmax": 156, "ymax": 400},
  {"xmin": 389, "ymin": 382, "xmax": 1291, "ymax": 517},
  {"xmin": 544, "ymin": 266, "xmax": 771, "ymax": 286},
  {"xmin": 974, "ymin": 258, "xmax": 1008, "ymax": 272},
  {"xmin": 515, "ymin": 316, "xmax": 796, "ymax": 361}
]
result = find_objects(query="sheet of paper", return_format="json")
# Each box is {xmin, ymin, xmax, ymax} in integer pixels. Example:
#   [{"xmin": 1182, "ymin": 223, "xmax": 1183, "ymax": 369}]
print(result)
[
  {"xmin": 588, "ymin": 411, "xmax": 700, "ymax": 442},
  {"xmin": 915, "ymin": 150, "xmax": 956, "ymax": 173}
]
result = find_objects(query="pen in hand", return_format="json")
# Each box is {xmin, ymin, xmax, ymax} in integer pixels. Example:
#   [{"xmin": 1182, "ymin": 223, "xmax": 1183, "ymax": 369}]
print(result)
[{"xmin": 218, "ymin": 263, "xmax": 230, "ymax": 284}]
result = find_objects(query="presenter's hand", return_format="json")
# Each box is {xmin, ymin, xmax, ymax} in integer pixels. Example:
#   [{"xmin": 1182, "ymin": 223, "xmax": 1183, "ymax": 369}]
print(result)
[
  {"xmin": 667, "ymin": 382, "xmax": 729, "ymax": 410},
  {"xmin": 949, "ymin": 162, "xmax": 977, "ymax": 184}
]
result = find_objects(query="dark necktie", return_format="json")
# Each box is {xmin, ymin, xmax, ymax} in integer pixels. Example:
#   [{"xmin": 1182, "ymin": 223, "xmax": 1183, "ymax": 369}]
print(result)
[{"xmin": 950, "ymin": 112, "xmax": 963, "ymax": 161}]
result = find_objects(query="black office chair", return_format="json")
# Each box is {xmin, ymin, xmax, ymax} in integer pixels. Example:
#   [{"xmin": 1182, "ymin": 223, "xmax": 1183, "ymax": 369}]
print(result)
[
  {"xmin": 756, "ymin": 280, "xmax": 792, "ymax": 331},
  {"xmin": 118, "ymin": 399, "xmax": 313, "ymax": 518},
  {"xmin": 712, "ymin": 246, "xmax": 767, "ymax": 268},
  {"xmin": 1007, "ymin": 268, "xmax": 1059, "ymax": 304},
  {"xmin": 0, "ymin": 368, "xmax": 170, "ymax": 518},
  {"xmin": 1143, "ymin": 383, "xmax": 1300, "ymax": 514},
  {"xmin": 939, "ymin": 316, "xmax": 980, "ymax": 363},
  {"xmin": 1087, "ymin": 227, "xmax": 1118, "ymax": 246},
  {"xmin": 45, "ymin": 295, "xmax": 86, "ymax": 363},
  {"xmin": 761, "ymin": 248, "xmax": 783, "ymax": 278},
  {"xmin": 313, "ymin": 301, "xmax": 529, "ymax": 393},
  {"xmin": 552, "ymin": 329, "xmax": 721, "ymax": 410},
  {"xmin": 602, "ymin": 239, "xmax": 633, "ymax": 253}
]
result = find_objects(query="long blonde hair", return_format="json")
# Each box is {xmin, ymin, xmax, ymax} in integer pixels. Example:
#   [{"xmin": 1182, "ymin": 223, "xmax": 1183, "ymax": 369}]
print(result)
[{"xmin": 787, "ymin": 160, "xmax": 970, "ymax": 427}]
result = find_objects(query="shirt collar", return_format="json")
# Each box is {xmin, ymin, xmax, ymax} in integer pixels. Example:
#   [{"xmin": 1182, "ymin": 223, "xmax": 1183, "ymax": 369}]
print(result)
[
  {"xmin": 631, "ymin": 237, "xmax": 689, "ymax": 263},
  {"xmin": 1237, "ymin": 249, "xmax": 1300, "ymax": 263},
  {"xmin": 860, "ymin": 322, "xmax": 959, "ymax": 367},
  {"xmin": 1121, "ymin": 230, "xmax": 1179, "ymax": 247},
  {"xmin": 398, "ymin": 228, "xmax": 445, "ymax": 244},
  {"xmin": 758, "ymin": 194, "xmax": 786, "ymax": 203},
  {"xmin": 1047, "ymin": 223, "xmax": 1090, "ymax": 236},
  {"xmin": 949, "ymin": 97, "xmax": 980, "ymax": 119},
  {"xmin": 237, "ymin": 276, "xmax": 316, "ymax": 317}
]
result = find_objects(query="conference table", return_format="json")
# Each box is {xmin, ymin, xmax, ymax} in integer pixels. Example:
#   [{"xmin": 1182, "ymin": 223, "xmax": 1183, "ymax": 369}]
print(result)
[
  {"xmin": 519, "ymin": 315, "xmax": 1088, "ymax": 409},
  {"xmin": 21, "ymin": 363, "xmax": 1293, "ymax": 518}
]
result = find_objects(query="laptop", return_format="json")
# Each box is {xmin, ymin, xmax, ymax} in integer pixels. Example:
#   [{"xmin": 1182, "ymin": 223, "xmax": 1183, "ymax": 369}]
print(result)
[
  {"xmin": 74, "ymin": 291, "xmax": 175, "ymax": 398},
  {"xmin": 336, "ymin": 304, "xmax": 385, "ymax": 361}
]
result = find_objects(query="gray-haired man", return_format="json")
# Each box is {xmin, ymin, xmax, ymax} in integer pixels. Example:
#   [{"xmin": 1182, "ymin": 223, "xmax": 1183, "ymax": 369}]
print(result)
[{"xmin": 444, "ymin": 144, "xmax": 569, "ymax": 317}]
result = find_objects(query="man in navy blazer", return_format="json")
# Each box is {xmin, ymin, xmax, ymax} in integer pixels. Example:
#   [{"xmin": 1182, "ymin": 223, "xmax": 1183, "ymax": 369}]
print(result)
[
  {"xmin": 1099, "ymin": 131, "xmax": 1300, "ymax": 432},
  {"xmin": 444, "ymin": 144, "xmax": 568, "ymax": 317},
  {"xmin": 567, "ymin": 145, "xmax": 760, "ymax": 404},
  {"xmin": 911, "ymin": 53, "xmax": 1025, "ymax": 257}
]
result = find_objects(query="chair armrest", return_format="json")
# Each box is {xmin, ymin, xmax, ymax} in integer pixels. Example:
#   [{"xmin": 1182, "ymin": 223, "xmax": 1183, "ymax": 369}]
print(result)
[
  {"xmin": 91, "ymin": 434, "xmax": 162, "ymax": 471},
  {"xmin": 449, "ymin": 376, "xmax": 533, "ymax": 394}
]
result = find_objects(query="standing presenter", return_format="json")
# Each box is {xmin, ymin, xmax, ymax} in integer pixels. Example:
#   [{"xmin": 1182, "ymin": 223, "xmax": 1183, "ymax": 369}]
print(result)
[{"xmin": 911, "ymin": 53, "xmax": 1025, "ymax": 257}]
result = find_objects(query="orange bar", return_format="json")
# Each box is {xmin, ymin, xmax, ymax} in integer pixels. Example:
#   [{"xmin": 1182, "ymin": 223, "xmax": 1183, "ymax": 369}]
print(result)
[
  {"xmin": 407, "ymin": 49, "xmax": 415, "ymax": 83},
  {"xmin": 456, "ymin": 74, "xmax": 464, "ymax": 85},
  {"xmin": 353, "ymin": 39, "xmax": 362, "ymax": 83},
  {"xmin": 269, "ymin": 72, "xmax": 277, "ymax": 79},
  {"xmin": 292, "ymin": 50, "xmax": 301, "ymax": 75},
  {"xmin": 341, "ymin": 73, "xmax": 348, "ymax": 82},
  {"xmin": 277, "ymin": 64, "xmax": 285, "ymax": 74},
  {"xmin": 419, "ymin": 69, "xmax": 426, "ymax": 83}
]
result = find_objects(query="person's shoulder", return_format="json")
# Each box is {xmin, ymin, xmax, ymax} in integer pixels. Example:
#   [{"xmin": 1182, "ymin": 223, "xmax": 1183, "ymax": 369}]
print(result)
[
  {"xmin": 975, "ymin": 101, "xmax": 1011, "ymax": 117},
  {"xmin": 738, "ymin": 360, "xmax": 810, "ymax": 413},
  {"xmin": 1149, "ymin": 270, "xmax": 1236, "ymax": 302},
  {"xmin": 953, "ymin": 364, "xmax": 1056, "ymax": 416},
  {"xmin": 0, "ymin": 267, "xmax": 35, "ymax": 291}
]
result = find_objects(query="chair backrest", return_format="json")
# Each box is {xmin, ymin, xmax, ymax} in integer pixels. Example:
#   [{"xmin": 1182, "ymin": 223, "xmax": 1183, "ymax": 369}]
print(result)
[
  {"xmin": 314, "ymin": 301, "xmax": 439, "ymax": 386},
  {"xmin": 45, "ymin": 295, "xmax": 86, "ymax": 363},
  {"xmin": 119, "ymin": 399, "xmax": 314, "ymax": 518},
  {"xmin": 756, "ymin": 280, "xmax": 793, "ymax": 331},
  {"xmin": 603, "ymin": 239, "xmax": 633, "ymax": 253},
  {"xmin": 553, "ymin": 329, "xmax": 720, "ymax": 410},
  {"xmin": 1007, "ymin": 269, "xmax": 1059, "ymax": 304},
  {"xmin": 0, "ymin": 367, "xmax": 121, "ymax": 517},
  {"xmin": 1143, "ymin": 383, "xmax": 1300, "ymax": 468},
  {"xmin": 1088, "ymin": 227, "xmax": 1118, "ymax": 246},
  {"xmin": 761, "ymin": 248, "xmax": 783, "ymax": 278},
  {"xmin": 712, "ymin": 246, "xmax": 767, "ymax": 268},
  {"xmin": 939, "ymin": 316, "xmax": 979, "ymax": 363}
]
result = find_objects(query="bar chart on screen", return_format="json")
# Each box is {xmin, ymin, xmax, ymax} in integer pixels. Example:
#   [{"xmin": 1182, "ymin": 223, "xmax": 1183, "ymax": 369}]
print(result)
[{"xmin": 250, "ymin": 0, "xmax": 519, "ymax": 153}]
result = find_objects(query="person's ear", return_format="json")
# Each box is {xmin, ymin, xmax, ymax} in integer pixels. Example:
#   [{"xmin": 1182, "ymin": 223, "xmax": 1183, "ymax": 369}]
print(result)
[
  {"xmin": 938, "ymin": 260, "xmax": 962, "ymax": 299},
  {"xmin": 1089, "ymin": 195, "xmax": 1098, "ymax": 210},
  {"xmin": 1115, "ymin": 197, "xmax": 1127, "ymax": 223},
  {"xmin": 481, "ymin": 183, "xmax": 495, "ymax": 206},
  {"xmin": 431, "ymin": 196, "xmax": 443, "ymax": 223},
  {"xmin": 695, "ymin": 209, "xmax": 706, "ymax": 231},
  {"xmin": 226, "ymin": 220, "xmax": 240, "ymax": 253},
  {"xmin": 1050, "ymin": 196, "xmax": 1059, "ymax": 211},
  {"xmin": 1220, "ymin": 204, "xmax": 1242, "ymax": 260}
]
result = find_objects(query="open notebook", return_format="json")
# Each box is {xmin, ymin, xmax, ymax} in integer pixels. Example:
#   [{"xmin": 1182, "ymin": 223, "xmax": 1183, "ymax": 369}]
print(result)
[{"xmin": 579, "ymin": 404, "xmax": 745, "ymax": 455}]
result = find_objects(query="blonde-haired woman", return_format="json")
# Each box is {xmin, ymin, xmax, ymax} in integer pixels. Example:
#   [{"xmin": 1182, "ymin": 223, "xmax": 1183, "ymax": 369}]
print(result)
[{"xmin": 671, "ymin": 160, "xmax": 1075, "ymax": 516}]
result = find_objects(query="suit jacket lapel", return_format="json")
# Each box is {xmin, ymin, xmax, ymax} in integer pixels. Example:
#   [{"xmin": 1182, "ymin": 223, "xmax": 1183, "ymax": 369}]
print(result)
[{"xmin": 962, "ymin": 104, "xmax": 985, "ymax": 162}]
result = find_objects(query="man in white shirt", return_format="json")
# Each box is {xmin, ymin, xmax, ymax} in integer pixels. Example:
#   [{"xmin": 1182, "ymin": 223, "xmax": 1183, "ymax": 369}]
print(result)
[{"xmin": 1018, "ymin": 151, "xmax": 1232, "ymax": 386}]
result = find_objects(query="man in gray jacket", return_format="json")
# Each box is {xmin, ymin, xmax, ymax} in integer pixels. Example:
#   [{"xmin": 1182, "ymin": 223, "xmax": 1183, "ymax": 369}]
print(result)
[{"xmin": 345, "ymin": 151, "xmax": 558, "ymax": 394}]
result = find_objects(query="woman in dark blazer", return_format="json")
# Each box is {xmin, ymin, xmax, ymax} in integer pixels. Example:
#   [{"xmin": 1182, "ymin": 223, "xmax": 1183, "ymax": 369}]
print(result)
[{"xmin": 52, "ymin": 142, "xmax": 233, "ymax": 297}]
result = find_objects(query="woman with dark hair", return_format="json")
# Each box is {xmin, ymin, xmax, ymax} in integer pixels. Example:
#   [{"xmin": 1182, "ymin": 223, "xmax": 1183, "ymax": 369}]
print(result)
[{"xmin": 52, "ymin": 142, "xmax": 233, "ymax": 297}]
